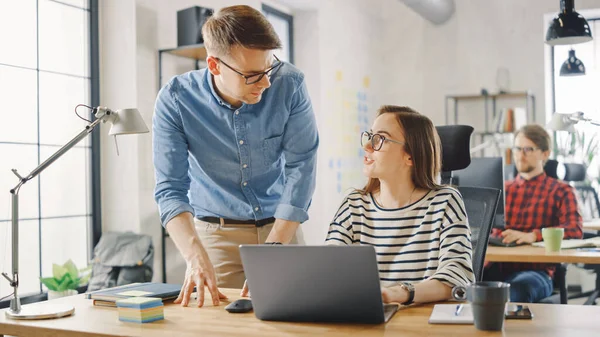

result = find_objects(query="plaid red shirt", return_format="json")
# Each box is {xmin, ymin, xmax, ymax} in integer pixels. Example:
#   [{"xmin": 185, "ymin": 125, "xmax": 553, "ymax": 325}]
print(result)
[{"xmin": 490, "ymin": 173, "xmax": 583, "ymax": 278}]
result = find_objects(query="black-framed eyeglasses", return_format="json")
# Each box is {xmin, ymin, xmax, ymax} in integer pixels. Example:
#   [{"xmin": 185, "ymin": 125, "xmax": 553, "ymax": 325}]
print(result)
[
  {"xmin": 217, "ymin": 55, "xmax": 282, "ymax": 85},
  {"xmin": 512, "ymin": 146, "xmax": 540, "ymax": 155},
  {"xmin": 361, "ymin": 131, "xmax": 405, "ymax": 151}
]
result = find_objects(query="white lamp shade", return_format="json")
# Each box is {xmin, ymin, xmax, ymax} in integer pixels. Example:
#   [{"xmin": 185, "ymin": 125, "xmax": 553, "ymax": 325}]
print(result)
[
  {"xmin": 108, "ymin": 108, "xmax": 149, "ymax": 135},
  {"xmin": 547, "ymin": 113, "xmax": 576, "ymax": 132}
]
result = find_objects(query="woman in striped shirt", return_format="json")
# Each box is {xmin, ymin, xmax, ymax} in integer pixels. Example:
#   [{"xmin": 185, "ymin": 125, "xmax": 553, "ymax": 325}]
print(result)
[{"xmin": 326, "ymin": 105, "xmax": 475, "ymax": 305}]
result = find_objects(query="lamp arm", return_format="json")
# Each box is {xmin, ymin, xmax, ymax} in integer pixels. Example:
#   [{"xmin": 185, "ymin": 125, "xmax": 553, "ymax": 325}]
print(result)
[
  {"xmin": 587, "ymin": 119, "xmax": 600, "ymax": 127},
  {"xmin": 3, "ymin": 115, "xmax": 104, "ymax": 314},
  {"xmin": 568, "ymin": 113, "xmax": 600, "ymax": 127},
  {"xmin": 20, "ymin": 118, "xmax": 103, "ymax": 185}
]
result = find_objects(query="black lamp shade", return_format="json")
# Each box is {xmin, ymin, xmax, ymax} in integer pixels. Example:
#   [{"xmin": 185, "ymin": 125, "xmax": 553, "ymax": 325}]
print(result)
[
  {"xmin": 546, "ymin": 0, "xmax": 592, "ymax": 46},
  {"xmin": 560, "ymin": 49, "xmax": 586, "ymax": 76}
]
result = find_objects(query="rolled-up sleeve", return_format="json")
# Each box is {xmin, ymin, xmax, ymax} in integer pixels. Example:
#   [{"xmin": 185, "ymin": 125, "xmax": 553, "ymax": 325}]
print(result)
[
  {"xmin": 274, "ymin": 74, "xmax": 319, "ymax": 223},
  {"xmin": 153, "ymin": 82, "xmax": 194, "ymax": 227}
]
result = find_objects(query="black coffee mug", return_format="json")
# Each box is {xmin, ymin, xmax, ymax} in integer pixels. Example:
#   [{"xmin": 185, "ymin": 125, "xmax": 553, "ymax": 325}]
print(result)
[{"xmin": 452, "ymin": 282, "xmax": 510, "ymax": 331}]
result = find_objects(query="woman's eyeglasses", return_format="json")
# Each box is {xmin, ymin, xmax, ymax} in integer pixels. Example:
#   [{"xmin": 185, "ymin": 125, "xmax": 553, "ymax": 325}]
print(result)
[
  {"xmin": 361, "ymin": 131, "xmax": 404, "ymax": 151},
  {"xmin": 217, "ymin": 55, "xmax": 282, "ymax": 85}
]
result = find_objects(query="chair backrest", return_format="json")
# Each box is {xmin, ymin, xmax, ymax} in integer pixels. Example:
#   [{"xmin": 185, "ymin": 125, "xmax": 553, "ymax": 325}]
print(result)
[
  {"xmin": 436, "ymin": 125, "xmax": 474, "ymax": 184},
  {"xmin": 458, "ymin": 186, "xmax": 501, "ymax": 281}
]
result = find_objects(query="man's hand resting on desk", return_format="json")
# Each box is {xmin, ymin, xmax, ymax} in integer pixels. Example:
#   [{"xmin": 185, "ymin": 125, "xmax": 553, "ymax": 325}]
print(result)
[
  {"xmin": 167, "ymin": 212, "xmax": 227, "ymax": 307},
  {"xmin": 174, "ymin": 251, "xmax": 228, "ymax": 307},
  {"xmin": 501, "ymin": 229, "xmax": 537, "ymax": 245}
]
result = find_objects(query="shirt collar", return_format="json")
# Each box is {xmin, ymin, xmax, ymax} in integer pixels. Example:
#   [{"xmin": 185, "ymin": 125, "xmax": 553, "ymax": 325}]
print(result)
[
  {"xmin": 515, "ymin": 172, "xmax": 546, "ymax": 185},
  {"xmin": 207, "ymin": 71, "xmax": 237, "ymax": 110}
]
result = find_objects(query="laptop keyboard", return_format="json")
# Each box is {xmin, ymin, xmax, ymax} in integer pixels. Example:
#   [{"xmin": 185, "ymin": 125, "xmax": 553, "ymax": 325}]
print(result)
[{"xmin": 383, "ymin": 303, "xmax": 400, "ymax": 322}]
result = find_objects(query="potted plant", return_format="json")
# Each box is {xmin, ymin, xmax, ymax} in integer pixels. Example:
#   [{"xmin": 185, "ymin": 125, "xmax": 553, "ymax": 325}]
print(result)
[{"xmin": 40, "ymin": 259, "xmax": 92, "ymax": 300}]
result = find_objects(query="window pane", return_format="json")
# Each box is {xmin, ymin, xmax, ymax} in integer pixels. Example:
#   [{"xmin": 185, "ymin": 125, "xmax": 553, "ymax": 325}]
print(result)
[
  {"xmin": 265, "ymin": 12, "xmax": 290, "ymax": 63},
  {"xmin": 0, "ymin": 144, "xmax": 40, "ymax": 221},
  {"xmin": 39, "ymin": 146, "xmax": 89, "ymax": 218},
  {"xmin": 0, "ymin": 219, "xmax": 40, "ymax": 298},
  {"xmin": 39, "ymin": 72, "xmax": 90, "ymax": 146},
  {"xmin": 38, "ymin": 0, "xmax": 89, "ymax": 77},
  {"xmin": 40, "ymin": 216, "xmax": 89, "ymax": 284},
  {"xmin": 0, "ymin": 65, "xmax": 38, "ymax": 143},
  {"xmin": 0, "ymin": 0, "xmax": 37, "ymax": 68}
]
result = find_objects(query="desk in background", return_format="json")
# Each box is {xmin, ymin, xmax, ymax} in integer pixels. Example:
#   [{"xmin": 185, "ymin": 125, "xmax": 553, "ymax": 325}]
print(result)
[
  {"xmin": 486, "ymin": 245, "xmax": 600, "ymax": 264},
  {"xmin": 2, "ymin": 288, "xmax": 600, "ymax": 336}
]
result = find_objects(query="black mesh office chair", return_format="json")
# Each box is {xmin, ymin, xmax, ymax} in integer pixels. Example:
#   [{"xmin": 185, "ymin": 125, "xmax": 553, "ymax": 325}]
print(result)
[
  {"xmin": 458, "ymin": 186, "xmax": 501, "ymax": 281},
  {"xmin": 436, "ymin": 125, "xmax": 501, "ymax": 281}
]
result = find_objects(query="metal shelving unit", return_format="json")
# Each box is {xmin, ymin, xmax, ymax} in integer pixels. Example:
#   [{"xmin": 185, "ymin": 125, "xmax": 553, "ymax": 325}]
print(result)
[{"xmin": 445, "ymin": 91, "xmax": 536, "ymax": 158}]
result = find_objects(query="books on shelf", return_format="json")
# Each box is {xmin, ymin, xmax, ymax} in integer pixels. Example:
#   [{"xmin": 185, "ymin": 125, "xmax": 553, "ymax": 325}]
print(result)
[
  {"xmin": 532, "ymin": 237, "xmax": 600, "ymax": 250},
  {"xmin": 85, "ymin": 282, "xmax": 182, "ymax": 306}
]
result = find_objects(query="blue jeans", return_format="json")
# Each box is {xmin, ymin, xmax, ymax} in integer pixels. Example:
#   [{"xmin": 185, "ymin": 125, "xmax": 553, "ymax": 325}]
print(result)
[{"xmin": 483, "ymin": 264, "xmax": 554, "ymax": 303}]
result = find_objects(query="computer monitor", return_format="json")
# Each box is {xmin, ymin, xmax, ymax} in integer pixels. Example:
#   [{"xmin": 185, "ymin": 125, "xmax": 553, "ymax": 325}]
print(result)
[{"xmin": 453, "ymin": 157, "xmax": 505, "ymax": 227}]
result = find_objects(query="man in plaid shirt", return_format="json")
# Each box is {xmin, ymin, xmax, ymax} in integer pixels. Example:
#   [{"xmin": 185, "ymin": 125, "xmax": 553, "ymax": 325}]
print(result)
[{"xmin": 483, "ymin": 124, "xmax": 583, "ymax": 302}]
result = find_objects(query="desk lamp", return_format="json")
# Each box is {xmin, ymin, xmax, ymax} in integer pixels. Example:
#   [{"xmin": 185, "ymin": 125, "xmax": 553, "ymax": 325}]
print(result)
[
  {"xmin": 2, "ymin": 106, "xmax": 148, "ymax": 319},
  {"xmin": 547, "ymin": 111, "xmax": 600, "ymax": 132}
]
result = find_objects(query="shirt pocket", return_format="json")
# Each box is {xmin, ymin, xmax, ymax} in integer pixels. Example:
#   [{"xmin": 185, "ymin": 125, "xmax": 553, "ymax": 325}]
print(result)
[{"xmin": 263, "ymin": 135, "xmax": 283, "ymax": 167}]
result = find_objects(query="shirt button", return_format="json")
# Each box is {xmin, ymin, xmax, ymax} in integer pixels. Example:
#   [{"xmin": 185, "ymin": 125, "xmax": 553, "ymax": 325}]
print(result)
[
  {"xmin": 239, "ymin": 140, "xmax": 244, "ymax": 145},
  {"xmin": 243, "ymin": 164, "xmax": 248, "ymax": 168},
  {"xmin": 254, "ymin": 207, "xmax": 259, "ymax": 211},
  {"xmin": 243, "ymin": 182, "xmax": 248, "ymax": 186},
  {"xmin": 235, "ymin": 111, "xmax": 240, "ymax": 115}
]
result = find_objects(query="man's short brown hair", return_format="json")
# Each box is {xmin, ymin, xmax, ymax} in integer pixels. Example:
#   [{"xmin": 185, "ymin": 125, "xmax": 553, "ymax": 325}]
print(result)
[
  {"xmin": 201, "ymin": 5, "xmax": 282, "ymax": 57},
  {"xmin": 515, "ymin": 124, "xmax": 551, "ymax": 152}
]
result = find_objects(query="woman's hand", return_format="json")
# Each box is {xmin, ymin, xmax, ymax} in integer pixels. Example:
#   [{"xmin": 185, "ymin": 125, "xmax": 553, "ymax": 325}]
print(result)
[{"xmin": 381, "ymin": 286, "xmax": 408, "ymax": 304}]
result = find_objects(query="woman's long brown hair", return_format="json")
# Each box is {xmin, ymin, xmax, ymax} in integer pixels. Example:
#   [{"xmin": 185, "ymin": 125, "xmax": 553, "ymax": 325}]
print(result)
[{"xmin": 360, "ymin": 105, "xmax": 443, "ymax": 195}]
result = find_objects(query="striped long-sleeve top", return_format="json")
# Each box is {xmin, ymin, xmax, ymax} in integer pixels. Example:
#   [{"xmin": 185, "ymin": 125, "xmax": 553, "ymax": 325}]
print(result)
[{"xmin": 325, "ymin": 187, "xmax": 475, "ymax": 288}]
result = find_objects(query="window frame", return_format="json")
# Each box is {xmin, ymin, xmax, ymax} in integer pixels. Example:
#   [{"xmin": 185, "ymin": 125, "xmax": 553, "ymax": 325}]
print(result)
[
  {"xmin": 0, "ymin": 0, "xmax": 100, "ymax": 309},
  {"xmin": 262, "ymin": 4, "xmax": 295, "ymax": 64}
]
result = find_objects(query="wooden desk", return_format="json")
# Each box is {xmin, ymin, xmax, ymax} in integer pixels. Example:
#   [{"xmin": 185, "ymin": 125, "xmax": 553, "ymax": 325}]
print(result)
[
  {"xmin": 2, "ymin": 288, "xmax": 600, "ymax": 336},
  {"xmin": 583, "ymin": 219, "xmax": 600, "ymax": 232},
  {"xmin": 486, "ymin": 245, "xmax": 600, "ymax": 264}
]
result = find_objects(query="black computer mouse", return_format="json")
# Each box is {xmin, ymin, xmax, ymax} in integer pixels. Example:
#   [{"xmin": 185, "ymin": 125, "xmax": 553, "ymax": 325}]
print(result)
[{"xmin": 225, "ymin": 299, "xmax": 253, "ymax": 313}]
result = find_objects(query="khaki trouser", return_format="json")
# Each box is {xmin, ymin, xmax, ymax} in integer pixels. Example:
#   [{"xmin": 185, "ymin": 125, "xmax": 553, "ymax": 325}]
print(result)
[{"xmin": 194, "ymin": 218, "xmax": 297, "ymax": 289}]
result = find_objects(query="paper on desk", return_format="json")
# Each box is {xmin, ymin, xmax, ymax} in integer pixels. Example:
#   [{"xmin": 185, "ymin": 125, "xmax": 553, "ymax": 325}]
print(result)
[
  {"xmin": 532, "ymin": 237, "xmax": 600, "ymax": 250},
  {"xmin": 428, "ymin": 304, "xmax": 474, "ymax": 324}
]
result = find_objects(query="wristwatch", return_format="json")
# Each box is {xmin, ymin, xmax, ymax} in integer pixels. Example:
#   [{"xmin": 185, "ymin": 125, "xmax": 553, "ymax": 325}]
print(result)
[{"xmin": 399, "ymin": 282, "xmax": 415, "ymax": 305}]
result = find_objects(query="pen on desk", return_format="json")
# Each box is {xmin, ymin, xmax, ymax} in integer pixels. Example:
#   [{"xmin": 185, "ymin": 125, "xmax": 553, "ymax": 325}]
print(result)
[{"xmin": 455, "ymin": 304, "xmax": 464, "ymax": 316}]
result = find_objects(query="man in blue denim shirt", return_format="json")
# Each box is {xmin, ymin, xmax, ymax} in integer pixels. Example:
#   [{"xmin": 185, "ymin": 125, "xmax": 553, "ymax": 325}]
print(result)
[{"xmin": 153, "ymin": 5, "xmax": 318, "ymax": 308}]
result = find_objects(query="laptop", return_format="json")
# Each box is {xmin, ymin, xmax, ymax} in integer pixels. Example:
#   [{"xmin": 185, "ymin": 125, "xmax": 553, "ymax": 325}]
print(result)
[{"xmin": 239, "ymin": 245, "xmax": 400, "ymax": 323}]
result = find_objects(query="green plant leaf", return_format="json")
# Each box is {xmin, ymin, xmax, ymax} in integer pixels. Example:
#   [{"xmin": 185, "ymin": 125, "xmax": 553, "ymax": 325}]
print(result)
[
  {"xmin": 40, "ymin": 277, "xmax": 59, "ymax": 291},
  {"xmin": 63, "ymin": 259, "xmax": 79, "ymax": 281},
  {"xmin": 52, "ymin": 263, "xmax": 68, "ymax": 280},
  {"xmin": 56, "ymin": 273, "xmax": 77, "ymax": 291}
]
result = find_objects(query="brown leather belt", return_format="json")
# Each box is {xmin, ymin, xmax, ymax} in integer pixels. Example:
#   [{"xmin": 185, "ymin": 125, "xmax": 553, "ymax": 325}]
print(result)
[{"xmin": 198, "ymin": 216, "xmax": 275, "ymax": 227}]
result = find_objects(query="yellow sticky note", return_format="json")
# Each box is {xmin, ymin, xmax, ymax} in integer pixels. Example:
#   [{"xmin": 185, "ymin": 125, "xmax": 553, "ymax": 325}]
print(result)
[{"xmin": 118, "ymin": 290, "xmax": 153, "ymax": 296}]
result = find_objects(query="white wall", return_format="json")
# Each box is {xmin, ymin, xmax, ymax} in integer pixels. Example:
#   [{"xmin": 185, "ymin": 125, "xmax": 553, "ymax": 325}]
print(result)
[{"xmin": 420, "ymin": 0, "xmax": 600, "ymax": 126}]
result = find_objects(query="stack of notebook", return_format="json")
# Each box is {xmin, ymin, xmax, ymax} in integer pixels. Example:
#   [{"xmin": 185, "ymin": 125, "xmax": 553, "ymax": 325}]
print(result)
[
  {"xmin": 116, "ymin": 297, "xmax": 164, "ymax": 323},
  {"xmin": 85, "ymin": 282, "xmax": 182, "ymax": 307}
]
